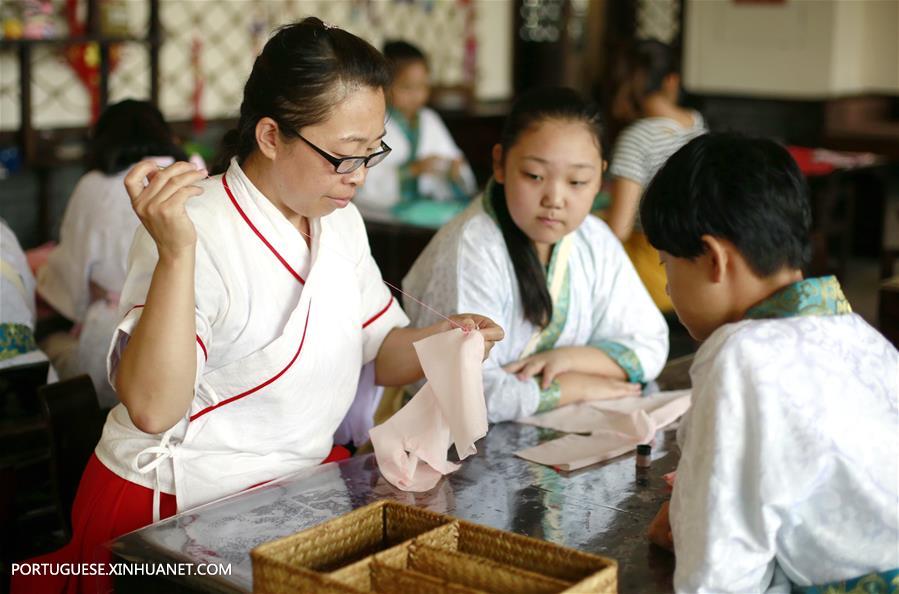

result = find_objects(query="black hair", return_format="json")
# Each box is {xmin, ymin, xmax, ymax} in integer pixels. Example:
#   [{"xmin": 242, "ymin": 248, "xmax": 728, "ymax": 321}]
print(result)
[
  {"xmin": 640, "ymin": 133, "xmax": 812, "ymax": 276},
  {"xmin": 608, "ymin": 40, "xmax": 680, "ymax": 137},
  {"xmin": 86, "ymin": 99, "xmax": 186, "ymax": 174},
  {"xmin": 214, "ymin": 17, "xmax": 390, "ymax": 173},
  {"xmin": 383, "ymin": 40, "xmax": 428, "ymax": 75},
  {"xmin": 493, "ymin": 87, "xmax": 603, "ymax": 327}
]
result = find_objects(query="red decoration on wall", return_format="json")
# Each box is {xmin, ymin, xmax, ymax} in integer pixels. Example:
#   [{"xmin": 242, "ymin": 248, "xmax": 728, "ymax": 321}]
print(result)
[
  {"xmin": 459, "ymin": 0, "xmax": 477, "ymax": 87},
  {"xmin": 64, "ymin": 0, "xmax": 120, "ymax": 122}
]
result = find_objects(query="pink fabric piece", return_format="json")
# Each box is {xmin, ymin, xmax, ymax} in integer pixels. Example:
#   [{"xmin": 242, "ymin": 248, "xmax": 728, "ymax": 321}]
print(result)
[
  {"xmin": 515, "ymin": 390, "xmax": 691, "ymax": 471},
  {"xmin": 370, "ymin": 328, "xmax": 487, "ymax": 492},
  {"xmin": 517, "ymin": 389, "xmax": 690, "ymax": 434}
]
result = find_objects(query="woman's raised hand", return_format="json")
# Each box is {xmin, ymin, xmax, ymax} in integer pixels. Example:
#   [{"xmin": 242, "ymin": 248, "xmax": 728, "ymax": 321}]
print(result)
[{"xmin": 124, "ymin": 160, "xmax": 207, "ymax": 259}]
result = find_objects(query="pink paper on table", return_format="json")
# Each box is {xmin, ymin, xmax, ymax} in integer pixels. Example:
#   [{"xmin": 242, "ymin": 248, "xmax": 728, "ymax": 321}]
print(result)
[
  {"xmin": 369, "ymin": 328, "xmax": 487, "ymax": 492},
  {"xmin": 517, "ymin": 389, "xmax": 690, "ymax": 433},
  {"xmin": 515, "ymin": 390, "xmax": 691, "ymax": 471}
]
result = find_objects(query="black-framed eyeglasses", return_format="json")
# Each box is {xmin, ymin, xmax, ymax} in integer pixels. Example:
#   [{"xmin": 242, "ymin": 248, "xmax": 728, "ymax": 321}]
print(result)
[{"xmin": 297, "ymin": 134, "xmax": 392, "ymax": 174}]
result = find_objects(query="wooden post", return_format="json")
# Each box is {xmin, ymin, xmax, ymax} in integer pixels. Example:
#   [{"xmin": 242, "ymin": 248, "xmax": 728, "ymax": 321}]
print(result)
[{"xmin": 150, "ymin": 0, "xmax": 161, "ymax": 106}]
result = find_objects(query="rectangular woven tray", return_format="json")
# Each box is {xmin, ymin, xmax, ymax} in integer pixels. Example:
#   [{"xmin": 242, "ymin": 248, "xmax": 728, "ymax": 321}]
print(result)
[{"xmin": 251, "ymin": 500, "xmax": 617, "ymax": 593}]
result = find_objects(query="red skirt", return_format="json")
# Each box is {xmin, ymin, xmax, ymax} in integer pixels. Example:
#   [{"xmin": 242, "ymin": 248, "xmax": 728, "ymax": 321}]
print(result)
[
  {"xmin": 11, "ymin": 453, "xmax": 177, "ymax": 594},
  {"xmin": 11, "ymin": 445, "xmax": 351, "ymax": 594}
]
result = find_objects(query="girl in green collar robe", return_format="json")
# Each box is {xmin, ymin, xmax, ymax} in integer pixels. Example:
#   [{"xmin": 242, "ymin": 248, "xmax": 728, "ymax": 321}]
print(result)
[{"xmin": 403, "ymin": 87, "xmax": 669, "ymax": 422}]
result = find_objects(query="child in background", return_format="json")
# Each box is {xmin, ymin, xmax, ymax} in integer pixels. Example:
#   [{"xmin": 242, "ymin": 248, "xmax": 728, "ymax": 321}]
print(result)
[
  {"xmin": 606, "ymin": 40, "xmax": 706, "ymax": 312},
  {"xmin": 404, "ymin": 87, "xmax": 668, "ymax": 423},
  {"xmin": 642, "ymin": 133, "xmax": 898, "ymax": 593},
  {"xmin": 36, "ymin": 100, "xmax": 188, "ymax": 408},
  {"xmin": 355, "ymin": 40, "xmax": 477, "ymax": 223}
]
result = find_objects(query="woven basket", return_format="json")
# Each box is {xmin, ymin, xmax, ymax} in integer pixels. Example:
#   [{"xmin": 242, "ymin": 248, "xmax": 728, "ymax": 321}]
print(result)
[
  {"xmin": 251, "ymin": 500, "xmax": 618, "ymax": 594},
  {"xmin": 251, "ymin": 500, "xmax": 450, "ymax": 593},
  {"xmin": 371, "ymin": 562, "xmax": 484, "ymax": 594},
  {"xmin": 447, "ymin": 520, "xmax": 617, "ymax": 592},
  {"xmin": 408, "ymin": 543, "xmax": 570, "ymax": 594},
  {"xmin": 330, "ymin": 538, "xmax": 416, "ymax": 591}
]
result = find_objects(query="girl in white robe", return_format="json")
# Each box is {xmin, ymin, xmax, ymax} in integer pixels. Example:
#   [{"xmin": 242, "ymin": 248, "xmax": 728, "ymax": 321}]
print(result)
[
  {"xmin": 640, "ymin": 133, "xmax": 898, "ymax": 593},
  {"xmin": 404, "ymin": 88, "xmax": 669, "ymax": 423},
  {"xmin": 355, "ymin": 40, "xmax": 477, "ymax": 220},
  {"xmin": 11, "ymin": 19, "xmax": 502, "ymax": 594},
  {"xmin": 36, "ymin": 100, "xmax": 187, "ymax": 407}
]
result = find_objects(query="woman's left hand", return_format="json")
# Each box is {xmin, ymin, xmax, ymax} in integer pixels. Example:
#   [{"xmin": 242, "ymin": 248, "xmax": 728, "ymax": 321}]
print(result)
[
  {"xmin": 504, "ymin": 348, "xmax": 575, "ymax": 389},
  {"xmin": 443, "ymin": 314, "xmax": 504, "ymax": 361}
]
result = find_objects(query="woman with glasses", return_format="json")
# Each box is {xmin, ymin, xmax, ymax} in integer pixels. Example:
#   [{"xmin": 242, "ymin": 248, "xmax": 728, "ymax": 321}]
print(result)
[{"xmin": 13, "ymin": 18, "xmax": 502, "ymax": 594}]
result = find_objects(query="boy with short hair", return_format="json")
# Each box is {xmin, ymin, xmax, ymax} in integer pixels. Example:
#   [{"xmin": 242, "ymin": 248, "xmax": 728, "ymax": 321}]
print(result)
[{"xmin": 641, "ymin": 133, "xmax": 898, "ymax": 593}]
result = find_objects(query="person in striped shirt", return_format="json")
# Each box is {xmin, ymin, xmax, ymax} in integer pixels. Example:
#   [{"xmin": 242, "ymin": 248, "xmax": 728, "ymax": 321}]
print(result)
[{"xmin": 605, "ymin": 40, "xmax": 707, "ymax": 312}]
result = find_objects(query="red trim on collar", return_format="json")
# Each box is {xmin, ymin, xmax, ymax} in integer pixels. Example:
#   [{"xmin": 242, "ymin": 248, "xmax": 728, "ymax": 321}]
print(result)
[
  {"xmin": 222, "ymin": 173, "xmax": 306, "ymax": 285},
  {"xmin": 363, "ymin": 296, "xmax": 394, "ymax": 329},
  {"xmin": 123, "ymin": 304, "xmax": 207, "ymax": 361},
  {"xmin": 189, "ymin": 301, "xmax": 313, "ymax": 421}
]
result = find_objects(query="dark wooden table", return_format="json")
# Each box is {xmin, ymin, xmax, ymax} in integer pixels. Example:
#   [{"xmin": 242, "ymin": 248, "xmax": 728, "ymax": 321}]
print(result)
[{"xmin": 109, "ymin": 357, "xmax": 693, "ymax": 593}]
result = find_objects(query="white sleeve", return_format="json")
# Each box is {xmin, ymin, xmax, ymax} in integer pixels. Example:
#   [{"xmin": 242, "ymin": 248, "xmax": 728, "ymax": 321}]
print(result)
[
  {"xmin": 670, "ymin": 342, "xmax": 779, "ymax": 593},
  {"xmin": 106, "ymin": 225, "xmax": 223, "ymax": 392},
  {"xmin": 457, "ymin": 236, "xmax": 563, "ymax": 422},
  {"xmin": 355, "ymin": 220, "xmax": 410, "ymax": 365},
  {"xmin": 587, "ymin": 228, "xmax": 668, "ymax": 382}
]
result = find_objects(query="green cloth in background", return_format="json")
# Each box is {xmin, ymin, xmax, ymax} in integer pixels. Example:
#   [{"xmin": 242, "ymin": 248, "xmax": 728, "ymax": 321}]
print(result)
[{"xmin": 391, "ymin": 200, "xmax": 467, "ymax": 228}]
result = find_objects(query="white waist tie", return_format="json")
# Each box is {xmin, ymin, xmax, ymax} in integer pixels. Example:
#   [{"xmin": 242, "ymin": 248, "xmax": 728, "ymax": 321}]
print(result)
[{"xmin": 132, "ymin": 428, "xmax": 177, "ymax": 523}]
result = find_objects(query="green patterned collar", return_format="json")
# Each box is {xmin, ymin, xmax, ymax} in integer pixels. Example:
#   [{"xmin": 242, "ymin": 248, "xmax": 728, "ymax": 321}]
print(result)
[{"xmin": 744, "ymin": 276, "xmax": 852, "ymax": 320}]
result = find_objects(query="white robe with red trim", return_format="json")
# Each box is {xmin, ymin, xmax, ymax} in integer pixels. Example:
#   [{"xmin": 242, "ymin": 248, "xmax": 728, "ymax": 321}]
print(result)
[{"xmin": 95, "ymin": 159, "xmax": 408, "ymax": 511}]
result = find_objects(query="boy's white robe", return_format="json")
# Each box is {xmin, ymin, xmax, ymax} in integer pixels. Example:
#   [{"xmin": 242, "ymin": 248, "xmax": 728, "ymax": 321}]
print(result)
[
  {"xmin": 97, "ymin": 159, "xmax": 408, "ymax": 514},
  {"xmin": 672, "ymin": 312, "xmax": 899, "ymax": 592}
]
